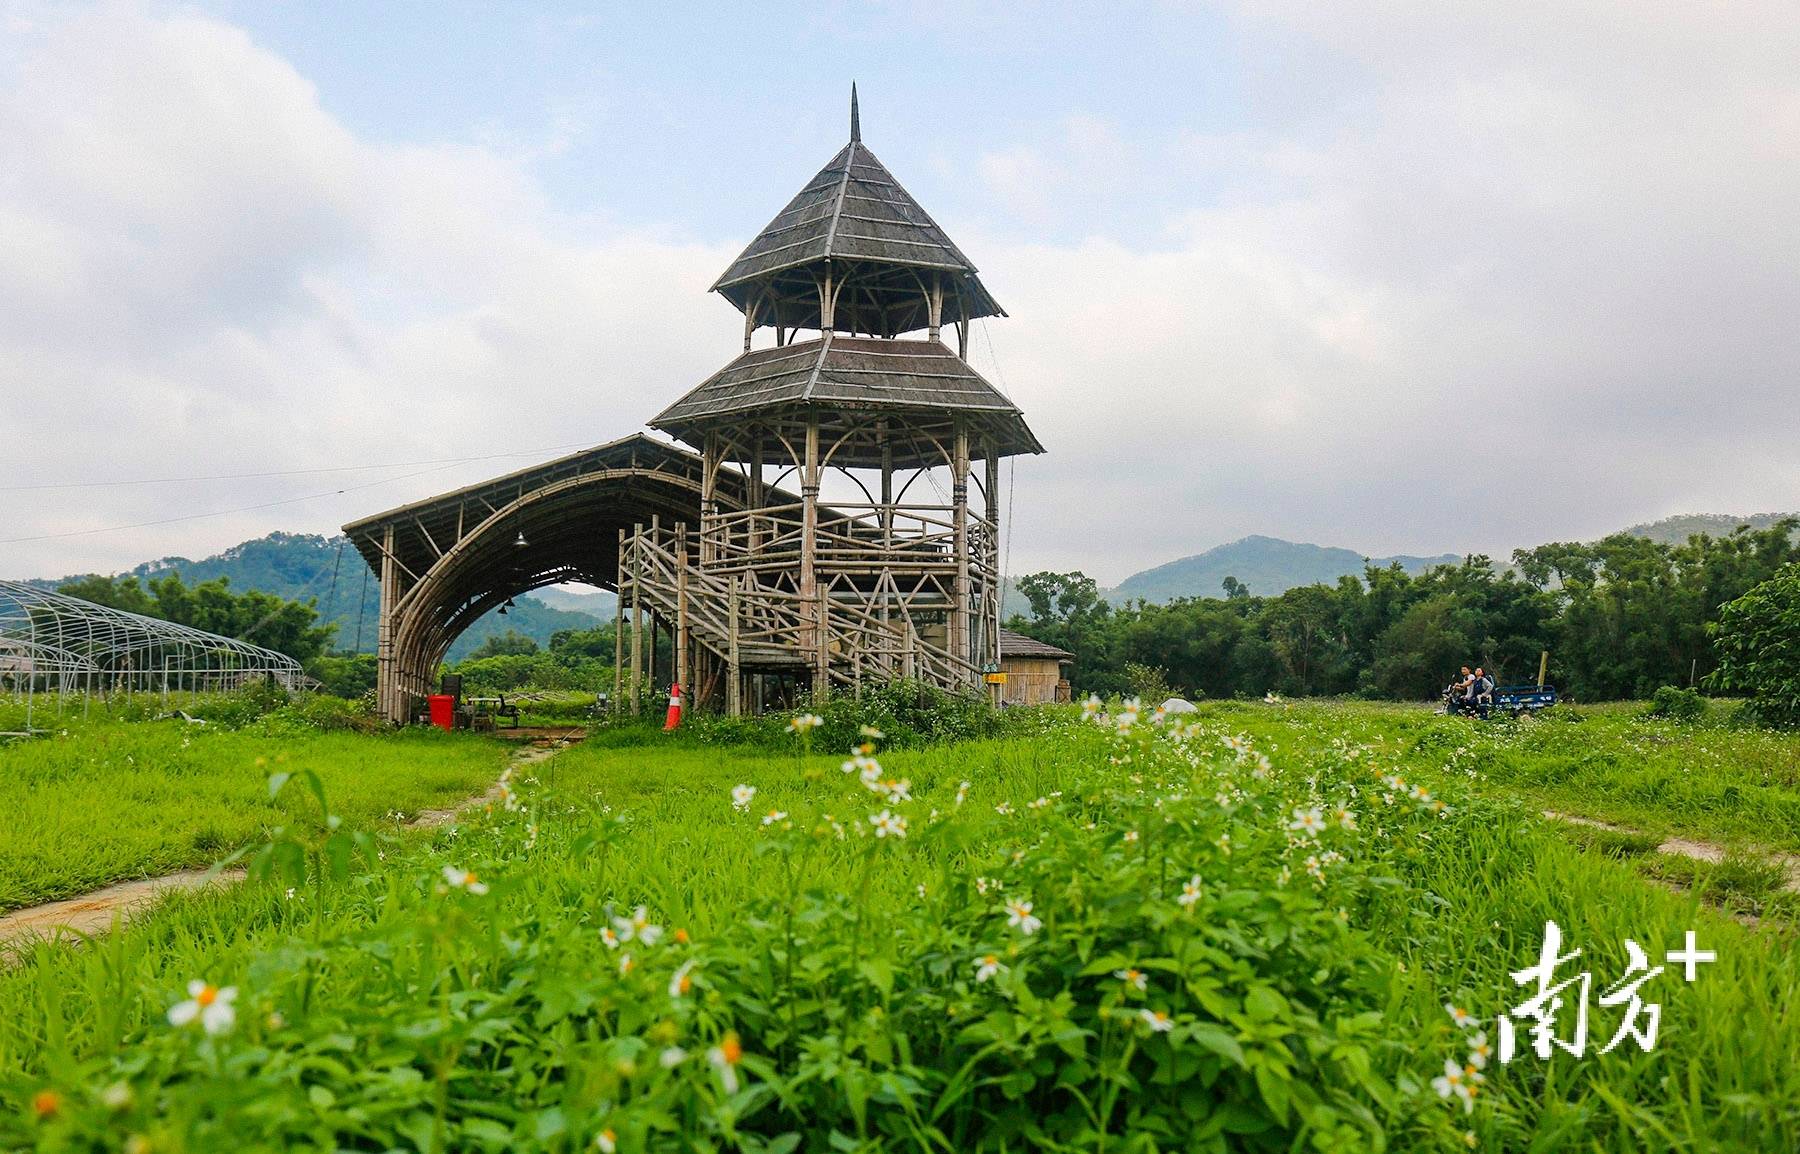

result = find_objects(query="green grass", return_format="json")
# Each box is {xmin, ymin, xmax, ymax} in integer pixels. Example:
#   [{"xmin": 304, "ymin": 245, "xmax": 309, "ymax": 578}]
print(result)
[
  {"xmin": 1217, "ymin": 701, "xmax": 1800, "ymax": 854},
  {"xmin": 0, "ymin": 703, "xmax": 1796, "ymax": 1150},
  {"xmin": 0, "ymin": 718, "xmax": 510, "ymax": 911}
]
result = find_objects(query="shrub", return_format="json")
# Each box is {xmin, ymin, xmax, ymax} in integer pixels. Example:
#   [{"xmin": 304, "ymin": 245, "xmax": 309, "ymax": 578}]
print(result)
[
  {"xmin": 668, "ymin": 680, "xmax": 1051, "ymax": 752},
  {"xmin": 1641, "ymin": 685, "xmax": 1707, "ymax": 724}
]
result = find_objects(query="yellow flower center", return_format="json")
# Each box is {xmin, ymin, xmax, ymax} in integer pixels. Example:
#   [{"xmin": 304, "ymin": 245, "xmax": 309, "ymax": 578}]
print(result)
[{"xmin": 196, "ymin": 985, "xmax": 217, "ymax": 1007}]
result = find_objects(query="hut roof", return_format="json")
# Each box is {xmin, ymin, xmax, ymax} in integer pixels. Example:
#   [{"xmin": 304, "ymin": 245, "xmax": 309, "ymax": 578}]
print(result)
[
  {"xmin": 649, "ymin": 334, "xmax": 1043, "ymax": 461},
  {"xmin": 999, "ymin": 628, "xmax": 1075, "ymax": 661}
]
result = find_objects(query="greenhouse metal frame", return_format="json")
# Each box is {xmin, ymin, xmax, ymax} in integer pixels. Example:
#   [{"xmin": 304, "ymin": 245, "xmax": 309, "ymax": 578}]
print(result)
[{"xmin": 0, "ymin": 580, "xmax": 304, "ymax": 731}]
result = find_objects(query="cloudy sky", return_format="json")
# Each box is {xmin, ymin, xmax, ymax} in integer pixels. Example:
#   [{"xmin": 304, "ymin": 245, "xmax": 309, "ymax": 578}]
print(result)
[{"xmin": 4, "ymin": 2, "xmax": 1799, "ymax": 585}]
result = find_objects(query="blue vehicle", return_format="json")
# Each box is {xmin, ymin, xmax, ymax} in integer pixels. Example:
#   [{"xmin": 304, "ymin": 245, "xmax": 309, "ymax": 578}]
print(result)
[
  {"xmin": 1492, "ymin": 684, "xmax": 1558, "ymax": 717},
  {"xmin": 1441, "ymin": 682, "xmax": 1558, "ymax": 718}
]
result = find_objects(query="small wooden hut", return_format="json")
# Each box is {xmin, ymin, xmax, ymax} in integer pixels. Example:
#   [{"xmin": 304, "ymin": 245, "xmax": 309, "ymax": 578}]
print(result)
[{"xmin": 997, "ymin": 628, "xmax": 1074, "ymax": 705}]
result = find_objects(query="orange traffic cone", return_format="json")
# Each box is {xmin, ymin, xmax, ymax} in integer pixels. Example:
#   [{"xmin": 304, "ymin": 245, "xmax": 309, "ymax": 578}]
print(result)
[{"xmin": 662, "ymin": 683, "xmax": 684, "ymax": 731}]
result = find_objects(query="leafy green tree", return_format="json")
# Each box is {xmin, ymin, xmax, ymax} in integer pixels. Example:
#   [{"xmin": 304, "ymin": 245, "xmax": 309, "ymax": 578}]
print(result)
[
  {"xmin": 1259, "ymin": 585, "xmax": 1350, "ymax": 695},
  {"xmin": 56, "ymin": 573, "xmax": 333, "ymax": 663},
  {"xmin": 465, "ymin": 630, "xmax": 540, "ymax": 660},
  {"xmin": 310, "ymin": 653, "xmax": 379, "ymax": 698},
  {"xmin": 1364, "ymin": 595, "xmax": 1474, "ymax": 699},
  {"xmin": 1708, "ymin": 562, "xmax": 1800, "ymax": 727},
  {"xmin": 549, "ymin": 626, "xmax": 618, "ymax": 660},
  {"xmin": 55, "ymin": 574, "xmax": 158, "ymax": 615}
]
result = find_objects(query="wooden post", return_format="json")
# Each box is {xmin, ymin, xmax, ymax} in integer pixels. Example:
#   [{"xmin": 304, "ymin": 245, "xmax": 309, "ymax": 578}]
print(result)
[
  {"xmin": 951, "ymin": 422, "xmax": 971, "ymax": 674},
  {"xmin": 799, "ymin": 418, "xmax": 820, "ymax": 666},
  {"xmin": 815, "ymin": 585, "xmax": 830, "ymax": 700},
  {"xmin": 376, "ymin": 524, "xmax": 398, "ymax": 723},
  {"xmin": 700, "ymin": 435, "xmax": 718, "ymax": 566},
  {"xmin": 630, "ymin": 523, "xmax": 644, "ymax": 714},
  {"xmin": 613, "ymin": 528, "xmax": 626, "ymax": 709},
  {"xmin": 676, "ymin": 523, "xmax": 691, "ymax": 697},
  {"xmin": 748, "ymin": 434, "xmax": 763, "ymax": 557},
  {"xmin": 1537, "ymin": 650, "xmax": 1549, "ymax": 689},
  {"xmin": 727, "ymin": 576, "xmax": 742, "ymax": 716},
  {"xmin": 985, "ymin": 447, "xmax": 1003, "ymax": 704},
  {"xmin": 986, "ymin": 447, "xmax": 1001, "ymax": 676}
]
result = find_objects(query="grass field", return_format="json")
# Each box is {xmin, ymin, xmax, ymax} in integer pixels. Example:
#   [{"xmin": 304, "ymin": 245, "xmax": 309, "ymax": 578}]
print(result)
[
  {"xmin": 1, "ymin": 698, "xmax": 1796, "ymax": 1151},
  {"xmin": 0, "ymin": 712, "xmax": 510, "ymax": 911}
]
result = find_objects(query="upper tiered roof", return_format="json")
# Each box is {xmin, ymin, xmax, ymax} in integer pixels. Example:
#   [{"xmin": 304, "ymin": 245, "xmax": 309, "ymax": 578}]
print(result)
[{"xmin": 711, "ymin": 87, "xmax": 1004, "ymax": 338}]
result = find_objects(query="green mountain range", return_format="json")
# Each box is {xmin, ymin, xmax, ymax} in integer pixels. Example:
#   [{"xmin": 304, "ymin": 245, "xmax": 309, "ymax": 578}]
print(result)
[
  {"xmin": 1616, "ymin": 512, "xmax": 1800, "ymax": 547},
  {"xmin": 37, "ymin": 532, "xmax": 615, "ymax": 661},
  {"xmin": 1102, "ymin": 536, "xmax": 1463, "ymax": 604}
]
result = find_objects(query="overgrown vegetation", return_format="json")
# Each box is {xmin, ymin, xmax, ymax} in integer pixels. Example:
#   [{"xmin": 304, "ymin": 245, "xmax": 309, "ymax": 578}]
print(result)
[{"xmin": 3, "ymin": 702, "xmax": 1796, "ymax": 1150}]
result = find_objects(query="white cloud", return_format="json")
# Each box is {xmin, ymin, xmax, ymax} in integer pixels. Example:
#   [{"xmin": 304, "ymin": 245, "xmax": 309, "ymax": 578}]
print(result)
[
  {"xmin": 963, "ymin": 4, "xmax": 1800, "ymax": 579},
  {"xmin": 0, "ymin": 8, "xmax": 734, "ymax": 577},
  {"xmin": 5, "ymin": 3, "xmax": 1800, "ymax": 593}
]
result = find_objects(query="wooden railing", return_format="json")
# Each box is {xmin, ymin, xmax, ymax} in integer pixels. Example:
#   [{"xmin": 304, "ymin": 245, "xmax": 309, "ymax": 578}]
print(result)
[{"xmin": 702, "ymin": 503, "xmax": 995, "ymax": 576}]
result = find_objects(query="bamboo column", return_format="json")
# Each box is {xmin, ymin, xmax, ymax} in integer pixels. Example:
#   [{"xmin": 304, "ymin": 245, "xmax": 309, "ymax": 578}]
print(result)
[
  {"xmin": 376, "ymin": 524, "xmax": 398, "ymax": 723},
  {"xmin": 800, "ymin": 418, "xmax": 824, "ymax": 698},
  {"xmin": 630, "ymin": 523, "xmax": 644, "ymax": 715},
  {"xmin": 986, "ymin": 445, "xmax": 1002, "ymax": 703},
  {"xmin": 613, "ymin": 528, "xmax": 626, "ymax": 709},
  {"xmin": 676, "ymin": 523, "xmax": 690, "ymax": 696},
  {"xmin": 816, "ymin": 586, "xmax": 831, "ymax": 699},
  {"xmin": 727, "ymin": 576, "xmax": 742, "ymax": 716},
  {"xmin": 951, "ymin": 422, "xmax": 972, "ymax": 675}
]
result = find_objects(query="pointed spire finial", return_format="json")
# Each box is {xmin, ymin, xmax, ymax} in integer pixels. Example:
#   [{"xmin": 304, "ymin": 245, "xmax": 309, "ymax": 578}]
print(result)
[{"xmin": 850, "ymin": 82, "xmax": 861, "ymax": 143}]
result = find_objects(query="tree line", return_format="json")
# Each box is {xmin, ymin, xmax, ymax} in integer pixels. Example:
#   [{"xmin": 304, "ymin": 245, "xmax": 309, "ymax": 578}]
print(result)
[
  {"xmin": 1008, "ymin": 520, "xmax": 1800, "ymax": 703},
  {"xmin": 56, "ymin": 518, "xmax": 1800, "ymax": 714}
]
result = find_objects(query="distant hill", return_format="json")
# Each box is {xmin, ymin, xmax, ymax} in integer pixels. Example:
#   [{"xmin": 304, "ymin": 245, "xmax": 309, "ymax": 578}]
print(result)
[
  {"xmin": 1105, "ymin": 536, "xmax": 1462, "ymax": 604},
  {"xmin": 1620, "ymin": 512, "xmax": 1799, "ymax": 547},
  {"xmin": 36, "ymin": 531, "xmax": 612, "ymax": 660}
]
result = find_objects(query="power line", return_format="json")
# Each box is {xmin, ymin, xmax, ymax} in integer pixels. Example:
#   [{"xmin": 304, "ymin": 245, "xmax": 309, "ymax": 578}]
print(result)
[{"xmin": 0, "ymin": 441, "xmax": 597, "ymax": 493}]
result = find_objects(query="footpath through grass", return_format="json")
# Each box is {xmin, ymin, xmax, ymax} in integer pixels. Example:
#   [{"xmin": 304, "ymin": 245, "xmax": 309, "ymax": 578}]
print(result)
[
  {"xmin": 0, "ymin": 715, "xmax": 509, "ymax": 912},
  {"xmin": 0, "ymin": 702, "xmax": 1796, "ymax": 1150}
]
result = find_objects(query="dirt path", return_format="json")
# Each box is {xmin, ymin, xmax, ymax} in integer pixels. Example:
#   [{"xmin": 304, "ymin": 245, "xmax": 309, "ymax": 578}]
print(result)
[
  {"xmin": 1543, "ymin": 810, "xmax": 1800, "ymax": 893},
  {"xmin": 0, "ymin": 729, "xmax": 584, "ymax": 952}
]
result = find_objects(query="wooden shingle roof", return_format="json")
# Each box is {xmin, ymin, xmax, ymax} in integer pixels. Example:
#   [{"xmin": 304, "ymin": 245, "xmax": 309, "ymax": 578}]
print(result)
[
  {"xmin": 650, "ymin": 334, "xmax": 1042, "ymax": 461},
  {"xmin": 712, "ymin": 139, "xmax": 994, "ymax": 291},
  {"xmin": 999, "ymin": 628, "xmax": 1074, "ymax": 661},
  {"xmin": 710, "ymin": 89, "xmax": 1002, "ymax": 334}
]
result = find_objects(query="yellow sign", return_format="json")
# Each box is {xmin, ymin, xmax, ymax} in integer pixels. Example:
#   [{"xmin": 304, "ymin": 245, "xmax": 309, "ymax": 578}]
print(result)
[{"xmin": 984, "ymin": 672, "xmax": 1007, "ymax": 684}]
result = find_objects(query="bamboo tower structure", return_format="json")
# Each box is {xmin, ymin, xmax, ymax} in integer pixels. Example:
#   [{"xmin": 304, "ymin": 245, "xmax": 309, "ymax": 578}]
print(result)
[
  {"xmin": 627, "ymin": 87, "xmax": 1041, "ymax": 712},
  {"xmin": 347, "ymin": 88, "xmax": 1040, "ymax": 722}
]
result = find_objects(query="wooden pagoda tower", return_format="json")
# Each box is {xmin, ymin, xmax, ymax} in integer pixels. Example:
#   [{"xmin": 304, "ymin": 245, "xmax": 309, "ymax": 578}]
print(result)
[{"xmin": 619, "ymin": 87, "xmax": 1042, "ymax": 713}]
